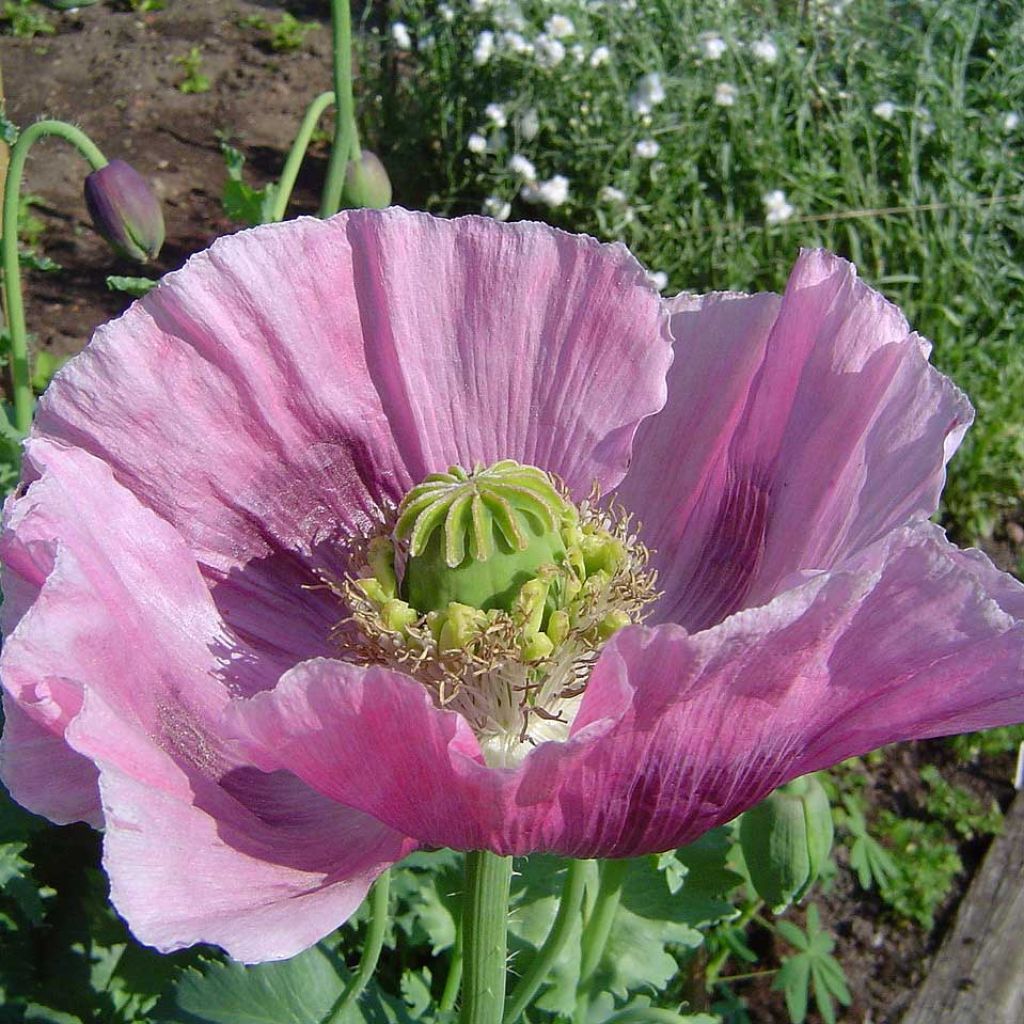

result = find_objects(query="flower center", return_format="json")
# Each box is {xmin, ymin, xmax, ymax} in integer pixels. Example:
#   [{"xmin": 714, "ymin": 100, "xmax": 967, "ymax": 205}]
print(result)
[{"xmin": 332, "ymin": 460, "xmax": 657, "ymax": 766}]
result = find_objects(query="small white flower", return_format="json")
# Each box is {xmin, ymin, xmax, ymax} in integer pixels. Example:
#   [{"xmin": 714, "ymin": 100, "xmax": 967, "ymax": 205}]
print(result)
[
  {"xmin": 873, "ymin": 100, "xmax": 897, "ymax": 121},
  {"xmin": 438, "ymin": 4, "xmax": 455, "ymax": 23},
  {"xmin": 467, "ymin": 133, "xmax": 488, "ymax": 154},
  {"xmin": 570, "ymin": 44, "xmax": 586, "ymax": 63},
  {"xmin": 647, "ymin": 270, "xmax": 668, "ymax": 291},
  {"xmin": 485, "ymin": 103, "xmax": 508, "ymax": 128},
  {"xmin": 1003, "ymin": 112, "xmax": 1020, "ymax": 132},
  {"xmin": 500, "ymin": 30, "xmax": 532, "ymax": 55},
  {"xmin": 699, "ymin": 33, "xmax": 727, "ymax": 60},
  {"xmin": 750, "ymin": 37, "xmax": 779, "ymax": 63},
  {"xmin": 483, "ymin": 196, "xmax": 512, "ymax": 221},
  {"xmin": 534, "ymin": 34, "xmax": 566, "ymax": 68},
  {"xmin": 492, "ymin": 3, "xmax": 526, "ymax": 31},
  {"xmin": 473, "ymin": 30, "xmax": 496, "ymax": 65},
  {"xmin": 714, "ymin": 82, "xmax": 739, "ymax": 107},
  {"xmin": 634, "ymin": 138, "xmax": 660, "ymax": 159},
  {"xmin": 508, "ymin": 153, "xmax": 537, "ymax": 179},
  {"xmin": 545, "ymin": 14, "xmax": 575, "ymax": 39},
  {"xmin": 390, "ymin": 21, "xmax": 412, "ymax": 50},
  {"xmin": 516, "ymin": 108, "xmax": 540, "ymax": 141},
  {"xmin": 418, "ymin": 34, "xmax": 436, "ymax": 53},
  {"xmin": 629, "ymin": 72, "xmax": 666, "ymax": 115},
  {"xmin": 589, "ymin": 45, "xmax": 611, "ymax": 67},
  {"xmin": 762, "ymin": 189, "xmax": 796, "ymax": 224},
  {"xmin": 599, "ymin": 185, "xmax": 627, "ymax": 203},
  {"xmin": 469, "ymin": 0, "xmax": 490, "ymax": 11},
  {"xmin": 522, "ymin": 174, "xmax": 570, "ymax": 208}
]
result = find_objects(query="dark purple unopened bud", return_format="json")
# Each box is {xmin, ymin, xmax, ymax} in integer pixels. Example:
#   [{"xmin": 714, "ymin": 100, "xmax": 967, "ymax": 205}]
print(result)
[
  {"xmin": 84, "ymin": 160, "xmax": 165, "ymax": 263},
  {"xmin": 343, "ymin": 150, "xmax": 393, "ymax": 209}
]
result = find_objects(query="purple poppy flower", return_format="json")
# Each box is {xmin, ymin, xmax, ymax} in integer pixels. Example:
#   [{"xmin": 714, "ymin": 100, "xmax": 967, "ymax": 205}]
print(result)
[{"xmin": 1, "ymin": 209, "xmax": 1021, "ymax": 962}]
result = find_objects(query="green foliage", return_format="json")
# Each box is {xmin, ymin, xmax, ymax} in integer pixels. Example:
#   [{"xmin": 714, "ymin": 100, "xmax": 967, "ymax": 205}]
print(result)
[
  {"xmin": 30, "ymin": 348, "xmax": 68, "ymax": 394},
  {"xmin": 106, "ymin": 275, "xmax": 158, "ymax": 298},
  {"xmin": 772, "ymin": 905, "xmax": 851, "ymax": 1024},
  {"xmin": 949, "ymin": 723, "xmax": 1024, "ymax": 762},
  {"xmin": 175, "ymin": 47, "xmax": 210, "ymax": 95},
  {"xmin": 240, "ymin": 11, "xmax": 317, "ymax": 53},
  {"xmin": 0, "ymin": 0, "xmax": 53, "ymax": 38},
  {"xmin": 919, "ymin": 765, "xmax": 1002, "ymax": 839},
  {"xmin": 154, "ymin": 943, "xmax": 416, "ymax": 1024},
  {"xmin": 219, "ymin": 142, "xmax": 278, "ymax": 226},
  {"xmin": 835, "ymin": 794, "xmax": 898, "ymax": 892},
  {"xmin": 871, "ymin": 812, "xmax": 962, "ymax": 929}
]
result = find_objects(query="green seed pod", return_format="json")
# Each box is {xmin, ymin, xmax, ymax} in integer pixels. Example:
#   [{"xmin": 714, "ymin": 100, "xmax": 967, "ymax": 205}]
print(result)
[
  {"xmin": 396, "ymin": 461, "xmax": 572, "ymax": 614},
  {"xmin": 739, "ymin": 773, "xmax": 834, "ymax": 911}
]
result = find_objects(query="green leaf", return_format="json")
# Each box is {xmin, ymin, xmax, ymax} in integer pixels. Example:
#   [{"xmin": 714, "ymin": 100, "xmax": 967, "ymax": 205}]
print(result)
[
  {"xmin": 0, "ymin": 842, "xmax": 54, "ymax": 924},
  {"xmin": 156, "ymin": 942, "xmax": 416, "ymax": 1024},
  {"xmin": 771, "ymin": 905, "xmax": 850, "ymax": 1024},
  {"xmin": 31, "ymin": 350, "xmax": 69, "ymax": 394},
  {"xmin": 106, "ymin": 275, "xmax": 158, "ymax": 298},
  {"xmin": 219, "ymin": 142, "xmax": 278, "ymax": 226}
]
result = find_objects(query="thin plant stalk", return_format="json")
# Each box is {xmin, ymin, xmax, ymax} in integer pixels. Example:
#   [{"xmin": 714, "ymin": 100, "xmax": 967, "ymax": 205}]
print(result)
[
  {"xmin": 320, "ymin": 0, "xmax": 361, "ymax": 217},
  {"xmin": 439, "ymin": 920, "xmax": 464, "ymax": 1013},
  {"xmin": 270, "ymin": 90, "xmax": 335, "ymax": 222},
  {"xmin": 572, "ymin": 858, "xmax": 629, "ymax": 1024},
  {"xmin": 324, "ymin": 870, "xmax": 391, "ymax": 1022},
  {"xmin": 503, "ymin": 859, "xmax": 590, "ymax": 1024},
  {"xmin": 459, "ymin": 850, "xmax": 513, "ymax": 1024},
  {"xmin": 1, "ymin": 120, "xmax": 106, "ymax": 434}
]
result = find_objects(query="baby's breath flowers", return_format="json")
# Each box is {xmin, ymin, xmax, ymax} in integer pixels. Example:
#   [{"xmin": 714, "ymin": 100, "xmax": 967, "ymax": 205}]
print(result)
[
  {"xmin": 714, "ymin": 81, "xmax": 739, "ymax": 106},
  {"xmin": 873, "ymin": 99, "xmax": 897, "ymax": 120},
  {"xmin": 750, "ymin": 36, "xmax": 779, "ymax": 63},
  {"xmin": 634, "ymin": 138, "xmax": 660, "ymax": 159},
  {"xmin": 762, "ymin": 188, "xmax": 796, "ymax": 224},
  {"xmin": 629, "ymin": 72, "xmax": 666, "ymax": 116}
]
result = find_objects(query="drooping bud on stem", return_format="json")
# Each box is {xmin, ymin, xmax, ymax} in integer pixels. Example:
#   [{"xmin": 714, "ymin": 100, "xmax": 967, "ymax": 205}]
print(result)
[
  {"xmin": 343, "ymin": 150, "xmax": 393, "ymax": 209},
  {"xmin": 739, "ymin": 773, "xmax": 835, "ymax": 911},
  {"xmin": 83, "ymin": 159, "xmax": 165, "ymax": 263}
]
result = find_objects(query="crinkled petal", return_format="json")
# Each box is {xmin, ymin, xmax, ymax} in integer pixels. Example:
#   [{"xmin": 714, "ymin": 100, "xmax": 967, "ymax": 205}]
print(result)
[
  {"xmin": 227, "ymin": 523, "xmax": 1024, "ymax": 858},
  {"xmin": 620, "ymin": 250, "xmax": 973, "ymax": 630},
  {"xmin": 35, "ymin": 209, "xmax": 670, "ymax": 667},
  {"xmin": 0, "ymin": 439, "xmax": 410, "ymax": 959}
]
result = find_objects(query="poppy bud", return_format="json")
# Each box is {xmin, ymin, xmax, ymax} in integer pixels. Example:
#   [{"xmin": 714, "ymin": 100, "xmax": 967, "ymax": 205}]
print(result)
[
  {"xmin": 83, "ymin": 160, "xmax": 165, "ymax": 263},
  {"xmin": 342, "ymin": 150, "xmax": 393, "ymax": 209},
  {"xmin": 739, "ymin": 773, "xmax": 834, "ymax": 911}
]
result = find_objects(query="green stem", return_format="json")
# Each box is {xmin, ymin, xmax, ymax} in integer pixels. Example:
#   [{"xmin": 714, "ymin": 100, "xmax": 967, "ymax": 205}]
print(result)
[
  {"xmin": 705, "ymin": 899, "xmax": 763, "ymax": 988},
  {"xmin": 320, "ymin": 0, "xmax": 361, "ymax": 217},
  {"xmin": 504, "ymin": 859, "xmax": 589, "ymax": 1024},
  {"xmin": 573, "ymin": 858, "xmax": 629, "ymax": 1024},
  {"xmin": 324, "ymin": 871, "xmax": 391, "ymax": 1023},
  {"xmin": 2, "ymin": 119, "xmax": 106, "ymax": 434},
  {"xmin": 459, "ymin": 851, "xmax": 513, "ymax": 1024},
  {"xmin": 439, "ymin": 921, "xmax": 464, "ymax": 1013},
  {"xmin": 270, "ymin": 90, "xmax": 336, "ymax": 222}
]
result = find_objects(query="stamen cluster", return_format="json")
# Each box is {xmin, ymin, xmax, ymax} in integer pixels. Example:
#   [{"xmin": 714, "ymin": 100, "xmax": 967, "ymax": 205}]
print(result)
[{"xmin": 331, "ymin": 462, "xmax": 657, "ymax": 765}]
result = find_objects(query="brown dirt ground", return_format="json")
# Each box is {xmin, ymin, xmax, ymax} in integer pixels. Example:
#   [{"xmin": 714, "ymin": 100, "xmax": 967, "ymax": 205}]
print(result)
[{"xmin": 2, "ymin": 4, "xmax": 1021, "ymax": 1023}]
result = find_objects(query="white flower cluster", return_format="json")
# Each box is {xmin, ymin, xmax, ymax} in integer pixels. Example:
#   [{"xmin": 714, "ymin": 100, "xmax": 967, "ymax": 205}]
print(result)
[
  {"xmin": 714, "ymin": 82, "xmax": 739, "ymax": 107},
  {"xmin": 762, "ymin": 189, "xmax": 796, "ymax": 224},
  {"xmin": 630, "ymin": 72, "xmax": 666, "ymax": 116}
]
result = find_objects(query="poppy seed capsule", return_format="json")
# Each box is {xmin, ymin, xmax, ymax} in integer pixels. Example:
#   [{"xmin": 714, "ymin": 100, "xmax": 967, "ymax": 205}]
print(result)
[
  {"xmin": 83, "ymin": 160, "xmax": 165, "ymax": 263},
  {"xmin": 342, "ymin": 150, "xmax": 393, "ymax": 209},
  {"xmin": 739, "ymin": 773, "xmax": 835, "ymax": 911}
]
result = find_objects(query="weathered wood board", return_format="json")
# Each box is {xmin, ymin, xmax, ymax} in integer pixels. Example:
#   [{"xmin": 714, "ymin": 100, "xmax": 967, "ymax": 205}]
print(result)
[{"xmin": 901, "ymin": 790, "xmax": 1024, "ymax": 1024}]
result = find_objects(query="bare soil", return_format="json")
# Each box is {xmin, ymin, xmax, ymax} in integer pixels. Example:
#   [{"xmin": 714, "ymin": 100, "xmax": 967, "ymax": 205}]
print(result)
[{"xmin": 3, "ymin": 4, "xmax": 1021, "ymax": 1023}]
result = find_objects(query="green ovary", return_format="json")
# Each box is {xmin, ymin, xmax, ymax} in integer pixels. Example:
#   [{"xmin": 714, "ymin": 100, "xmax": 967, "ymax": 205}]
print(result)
[{"xmin": 396, "ymin": 461, "xmax": 574, "ymax": 616}]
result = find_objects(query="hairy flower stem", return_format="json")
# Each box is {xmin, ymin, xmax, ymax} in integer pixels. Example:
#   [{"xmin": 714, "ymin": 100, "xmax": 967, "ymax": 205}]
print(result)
[
  {"xmin": 503, "ymin": 859, "xmax": 590, "ymax": 1023},
  {"xmin": 2, "ymin": 119, "xmax": 107, "ymax": 435},
  {"xmin": 573, "ymin": 858, "xmax": 629, "ymax": 1024},
  {"xmin": 320, "ymin": 0, "xmax": 361, "ymax": 217},
  {"xmin": 459, "ymin": 851, "xmax": 513, "ymax": 1024},
  {"xmin": 325, "ymin": 870, "xmax": 391, "ymax": 1022},
  {"xmin": 270, "ymin": 90, "xmax": 335, "ymax": 222}
]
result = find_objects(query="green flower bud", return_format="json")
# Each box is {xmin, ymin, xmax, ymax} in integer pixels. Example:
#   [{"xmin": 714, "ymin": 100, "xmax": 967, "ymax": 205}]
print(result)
[
  {"xmin": 739, "ymin": 773, "xmax": 834, "ymax": 911},
  {"xmin": 83, "ymin": 160, "xmax": 165, "ymax": 263},
  {"xmin": 343, "ymin": 150, "xmax": 393, "ymax": 209},
  {"xmin": 396, "ymin": 461, "xmax": 572, "ymax": 614}
]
